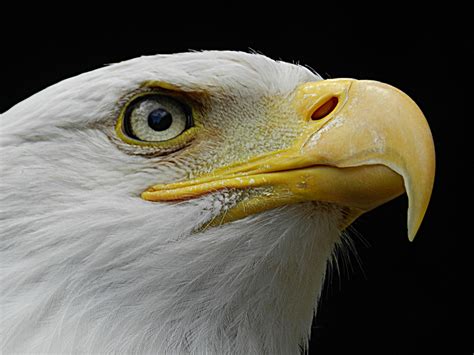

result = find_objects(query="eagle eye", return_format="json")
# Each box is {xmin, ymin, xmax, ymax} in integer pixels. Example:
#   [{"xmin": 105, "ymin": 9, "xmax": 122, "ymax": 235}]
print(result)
[{"xmin": 121, "ymin": 95, "xmax": 193, "ymax": 143}]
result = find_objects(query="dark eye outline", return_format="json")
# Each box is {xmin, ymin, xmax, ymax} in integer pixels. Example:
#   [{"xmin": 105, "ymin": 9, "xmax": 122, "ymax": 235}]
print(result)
[
  {"xmin": 122, "ymin": 94, "xmax": 194, "ymax": 141},
  {"xmin": 115, "ymin": 92, "xmax": 200, "ymax": 149}
]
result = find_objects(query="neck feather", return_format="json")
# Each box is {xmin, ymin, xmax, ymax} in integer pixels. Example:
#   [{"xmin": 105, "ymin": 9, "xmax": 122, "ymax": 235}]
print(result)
[{"xmin": 1, "ymin": 196, "xmax": 342, "ymax": 354}]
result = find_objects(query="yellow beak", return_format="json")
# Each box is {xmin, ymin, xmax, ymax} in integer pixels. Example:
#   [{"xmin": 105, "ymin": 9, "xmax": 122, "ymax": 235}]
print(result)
[{"xmin": 142, "ymin": 79, "xmax": 435, "ymax": 241}]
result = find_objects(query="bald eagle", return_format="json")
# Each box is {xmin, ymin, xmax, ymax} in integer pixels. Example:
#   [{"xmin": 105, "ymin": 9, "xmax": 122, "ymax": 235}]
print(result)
[{"xmin": 0, "ymin": 51, "xmax": 435, "ymax": 354}]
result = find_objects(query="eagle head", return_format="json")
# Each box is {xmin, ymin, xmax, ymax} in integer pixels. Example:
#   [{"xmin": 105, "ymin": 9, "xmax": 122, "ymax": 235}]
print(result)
[{"xmin": 0, "ymin": 51, "xmax": 435, "ymax": 354}]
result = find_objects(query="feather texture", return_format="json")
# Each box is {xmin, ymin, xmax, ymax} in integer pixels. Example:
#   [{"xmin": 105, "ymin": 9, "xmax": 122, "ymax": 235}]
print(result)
[
  {"xmin": 0, "ymin": 51, "xmax": 346, "ymax": 354},
  {"xmin": 1, "ymin": 194, "xmax": 342, "ymax": 353}
]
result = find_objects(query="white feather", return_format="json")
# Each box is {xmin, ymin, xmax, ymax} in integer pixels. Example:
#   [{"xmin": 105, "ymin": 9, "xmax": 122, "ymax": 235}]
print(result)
[
  {"xmin": 0, "ymin": 51, "xmax": 345, "ymax": 354},
  {"xmin": 1, "ymin": 195, "xmax": 342, "ymax": 354}
]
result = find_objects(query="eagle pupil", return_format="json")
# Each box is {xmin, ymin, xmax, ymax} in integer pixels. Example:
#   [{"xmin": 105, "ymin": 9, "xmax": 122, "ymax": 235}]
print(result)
[{"xmin": 147, "ymin": 108, "xmax": 173, "ymax": 131}]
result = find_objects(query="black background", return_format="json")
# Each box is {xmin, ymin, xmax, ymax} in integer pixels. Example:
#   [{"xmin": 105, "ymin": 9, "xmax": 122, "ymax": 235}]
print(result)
[{"xmin": 1, "ymin": 14, "xmax": 472, "ymax": 355}]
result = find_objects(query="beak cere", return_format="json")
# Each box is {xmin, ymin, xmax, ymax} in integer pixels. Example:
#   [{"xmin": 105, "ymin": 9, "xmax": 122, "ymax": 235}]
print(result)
[{"xmin": 143, "ymin": 79, "xmax": 435, "ymax": 241}]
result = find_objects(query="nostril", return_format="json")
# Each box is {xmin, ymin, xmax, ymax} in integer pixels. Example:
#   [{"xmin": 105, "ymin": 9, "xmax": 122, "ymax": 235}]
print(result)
[{"xmin": 311, "ymin": 97, "xmax": 338, "ymax": 121}]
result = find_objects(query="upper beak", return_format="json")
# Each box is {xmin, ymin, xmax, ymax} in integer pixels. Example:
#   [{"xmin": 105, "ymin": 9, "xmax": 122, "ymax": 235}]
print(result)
[{"xmin": 143, "ymin": 79, "xmax": 435, "ymax": 241}]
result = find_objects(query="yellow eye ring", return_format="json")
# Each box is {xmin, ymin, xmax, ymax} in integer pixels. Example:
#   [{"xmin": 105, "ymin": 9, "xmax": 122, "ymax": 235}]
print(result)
[{"xmin": 115, "ymin": 91, "xmax": 200, "ymax": 149}]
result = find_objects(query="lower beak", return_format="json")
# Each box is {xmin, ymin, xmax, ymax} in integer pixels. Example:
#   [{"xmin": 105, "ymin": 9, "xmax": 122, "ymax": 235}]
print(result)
[{"xmin": 143, "ymin": 79, "xmax": 435, "ymax": 241}]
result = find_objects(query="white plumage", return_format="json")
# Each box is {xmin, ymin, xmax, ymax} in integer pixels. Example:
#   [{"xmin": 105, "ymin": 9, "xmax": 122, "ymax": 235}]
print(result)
[{"xmin": 1, "ymin": 51, "xmax": 352, "ymax": 354}]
